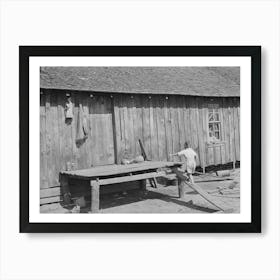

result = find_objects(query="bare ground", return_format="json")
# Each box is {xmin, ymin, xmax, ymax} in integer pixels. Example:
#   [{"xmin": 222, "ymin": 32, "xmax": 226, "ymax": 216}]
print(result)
[
  {"xmin": 84, "ymin": 168, "xmax": 240, "ymax": 214},
  {"xmin": 47, "ymin": 168, "xmax": 240, "ymax": 214}
]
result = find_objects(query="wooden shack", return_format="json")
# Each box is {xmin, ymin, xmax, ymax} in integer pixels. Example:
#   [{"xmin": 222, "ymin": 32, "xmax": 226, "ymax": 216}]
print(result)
[{"xmin": 40, "ymin": 67, "xmax": 240, "ymax": 211}]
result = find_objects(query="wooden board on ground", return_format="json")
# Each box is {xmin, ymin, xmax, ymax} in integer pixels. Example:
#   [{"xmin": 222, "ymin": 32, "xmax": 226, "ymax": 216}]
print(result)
[{"xmin": 172, "ymin": 168, "xmax": 228, "ymax": 211}]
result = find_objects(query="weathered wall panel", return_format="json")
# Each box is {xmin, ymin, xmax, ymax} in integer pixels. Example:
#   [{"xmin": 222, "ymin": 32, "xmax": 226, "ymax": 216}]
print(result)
[
  {"xmin": 40, "ymin": 91, "xmax": 240, "ymax": 202},
  {"xmin": 40, "ymin": 90, "xmax": 115, "ymax": 191}
]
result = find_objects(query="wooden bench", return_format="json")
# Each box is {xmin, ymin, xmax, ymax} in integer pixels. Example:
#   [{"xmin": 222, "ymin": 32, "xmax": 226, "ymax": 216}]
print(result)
[{"xmin": 59, "ymin": 161, "xmax": 182, "ymax": 212}]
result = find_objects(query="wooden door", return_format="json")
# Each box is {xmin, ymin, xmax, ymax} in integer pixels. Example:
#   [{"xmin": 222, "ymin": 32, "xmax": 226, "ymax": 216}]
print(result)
[{"xmin": 88, "ymin": 95, "xmax": 115, "ymax": 166}]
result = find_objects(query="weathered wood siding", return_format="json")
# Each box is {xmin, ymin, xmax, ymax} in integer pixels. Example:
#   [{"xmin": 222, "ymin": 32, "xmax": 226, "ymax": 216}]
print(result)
[
  {"xmin": 113, "ymin": 94, "xmax": 240, "ymax": 166},
  {"xmin": 40, "ymin": 90, "xmax": 240, "ymax": 208},
  {"xmin": 40, "ymin": 89, "xmax": 115, "ymax": 190}
]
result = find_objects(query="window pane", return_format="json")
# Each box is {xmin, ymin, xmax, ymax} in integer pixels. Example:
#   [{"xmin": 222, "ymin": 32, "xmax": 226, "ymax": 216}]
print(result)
[
  {"xmin": 209, "ymin": 113, "xmax": 214, "ymax": 121},
  {"xmin": 208, "ymin": 105, "xmax": 222, "ymax": 142},
  {"xmin": 214, "ymin": 123, "xmax": 219, "ymax": 131},
  {"xmin": 215, "ymin": 113, "xmax": 220, "ymax": 121}
]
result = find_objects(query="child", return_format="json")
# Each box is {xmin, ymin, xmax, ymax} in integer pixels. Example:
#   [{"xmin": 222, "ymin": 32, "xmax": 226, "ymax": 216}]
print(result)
[{"xmin": 171, "ymin": 142, "xmax": 198, "ymax": 183}]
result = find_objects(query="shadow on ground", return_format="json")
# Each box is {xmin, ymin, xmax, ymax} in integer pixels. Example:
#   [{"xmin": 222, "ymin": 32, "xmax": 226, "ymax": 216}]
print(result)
[{"xmin": 95, "ymin": 189, "xmax": 216, "ymax": 213}]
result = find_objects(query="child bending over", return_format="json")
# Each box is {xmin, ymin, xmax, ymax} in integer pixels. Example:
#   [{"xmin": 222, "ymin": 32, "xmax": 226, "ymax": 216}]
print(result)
[{"xmin": 171, "ymin": 142, "xmax": 198, "ymax": 183}]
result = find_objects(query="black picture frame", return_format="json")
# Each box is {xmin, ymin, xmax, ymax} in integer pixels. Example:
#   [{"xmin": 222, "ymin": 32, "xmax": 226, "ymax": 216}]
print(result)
[{"xmin": 20, "ymin": 46, "xmax": 261, "ymax": 233}]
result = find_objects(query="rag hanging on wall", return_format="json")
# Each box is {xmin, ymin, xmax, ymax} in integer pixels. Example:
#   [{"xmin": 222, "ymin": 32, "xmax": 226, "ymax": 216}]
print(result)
[
  {"xmin": 64, "ymin": 95, "xmax": 74, "ymax": 125},
  {"xmin": 65, "ymin": 95, "xmax": 74, "ymax": 119},
  {"xmin": 76, "ymin": 103, "xmax": 89, "ymax": 146}
]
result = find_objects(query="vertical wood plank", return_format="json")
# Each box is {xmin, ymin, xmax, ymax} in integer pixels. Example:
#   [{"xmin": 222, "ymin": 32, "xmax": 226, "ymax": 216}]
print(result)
[
  {"xmin": 88, "ymin": 94, "xmax": 94, "ymax": 166},
  {"xmin": 157, "ymin": 96, "xmax": 166, "ymax": 161},
  {"xmin": 153, "ymin": 96, "xmax": 160, "ymax": 160},
  {"xmin": 57, "ymin": 93, "xmax": 66, "ymax": 171},
  {"xmin": 71, "ymin": 93, "xmax": 78, "ymax": 169},
  {"xmin": 177, "ymin": 96, "xmax": 185, "ymax": 152},
  {"xmin": 170, "ymin": 96, "xmax": 179, "ymax": 154},
  {"xmin": 134, "ymin": 95, "xmax": 143, "ymax": 156},
  {"xmin": 219, "ymin": 97, "xmax": 225, "ymax": 142},
  {"xmin": 193, "ymin": 97, "xmax": 200, "ymax": 160},
  {"xmin": 142, "ymin": 95, "xmax": 151, "ymax": 159},
  {"xmin": 93, "ymin": 95, "xmax": 100, "ymax": 166},
  {"xmin": 149, "ymin": 96, "xmax": 156, "ymax": 160},
  {"xmin": 237, "ymin": 99, "xmax": 240, "ymax": 161},
  {"xmin": 131, "ymin": 95, "xmax": 138, "ymax": 157},
  {"xmin": 105, "ymin": 96, "xmax": 115, "ymax": 164},
  {"xmin": 83, "ymin": 94, "xmax": 91, "ymax": 168},
  {"xmin": 51, "ymin": 92, "xmax": 60, "ymax": 185},
  {"xmin": 221, "ymin": 143, "xmax": 226, "ymax": 164},
  {"xmin": 228, "ymin": 98, "xmax": 235, "ymax": 163},
  {"xmin": 50, "ymin": 93, "xmax": 56, "ymax": 186},
  {"xmin": 100, "ymin": 95, "xmax": 108, "ymax": 165},
  {"xmin": 219, "ymin": 98, "xmax": 226, "ymax": 164},
  {"xmin": 222, "ymin": 97, "xmax": 230, "ymax": 163},
  {"xmin": 164, "ymin": 97, "xmax": 172, "ymax": 161},
  {"xmin": 201, "ymin": 98, "xmax": 208, "ymax": 169},
  {"xmin": 101, "ymin": 95, "xmax": 110, "ymax": 165},
  {"xmin": 122, "ymin": 95, "xmax": 130, "ymax": 158},
  {"xmin": 40, "ymin": 92, "xmax": 47, "ymax": 189},
  {"xmin": 97, "ymin": 95, "xmax": 115, "ymax": 165},
  {"xmin": 183, "ymin": 96, "xmax": 191, "ymax": 147},
  {"xmin": 194, "ymin": 97, "xmax": 202, "ymax": 166},
  {"xmin": 112, "ymin": 95, "xmax": 121, "ymax": 163},
  {"xmin": 189, "ymin": 97, "xmax": 198, "ymax": 153},
  {"xmin": 233, "ymin": 98, "xmax": 240, "ymax": 161},
  {"xmin": 76, "ymin": 95, "xmax": 86, "ymax": 169},
  {"xmin": 89, "ymin": 94, "xmax": 97, "ymax": 166},
  {"xmin": 208, "ymin": 145, "xmax": 214, "ymax": 165},
  {"xmin": 90, "ymin": 180, "xmax": 100, "ymax": 213},
  {"xmin": 127, "ymin": 95, "xmax": 135, "ymax": 157},
  {"xmin": 214, "ymin": 145, "xmax": 221, "ymax": 165},
  {"xmin": 45, "ymin": 91, "xmax": 53, "ymax": 188},
  {"xmin": 197, "ymin": 97, "xmax": 205, "ymax": 168},
  {"xmin": 65, "ymin": 93, "xmax": 73, "ymax": 170},
  {"xmin": 118, "ymin": 95, "xmax": 126, "ymax": 161},
  {"xmin": 93, "ymin": 95, "xmax": 102, "ymax": 165}
]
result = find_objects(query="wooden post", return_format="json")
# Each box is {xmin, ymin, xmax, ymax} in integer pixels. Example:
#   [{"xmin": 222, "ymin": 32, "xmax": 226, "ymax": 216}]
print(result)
[
  {"xmin": 59, "ymin": 173, "xmax": 71, "ymax": 205},
  {"xmin": 140, "ymin": 179, "xmax": 147, "ymax": 191},
  {"xmin": 90, "ymin": 180, "xmax": 100, "ymax": 213},
  {"xmin": 178, "ymin": 179, "xmax": 187, "ymax": 199}
]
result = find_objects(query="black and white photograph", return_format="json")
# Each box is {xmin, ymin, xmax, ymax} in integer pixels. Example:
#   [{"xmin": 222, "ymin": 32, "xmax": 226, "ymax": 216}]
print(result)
[
  {"xmin": 19, "ymin": 45, "xmax": 260, "ymax": 233},
  {"xmin": 3, "ymin": 0, "xmax": 280, "ymax": 279},
  {"xmin": 39, "ymin": 66, "xmax": 241, "ymax": 215}
]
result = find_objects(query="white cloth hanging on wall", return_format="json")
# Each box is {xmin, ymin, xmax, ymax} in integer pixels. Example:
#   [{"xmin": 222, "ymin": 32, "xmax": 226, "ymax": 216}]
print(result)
[{"xmin": 65, "ymin": 100, "xmax": 74, "ymax": 119}]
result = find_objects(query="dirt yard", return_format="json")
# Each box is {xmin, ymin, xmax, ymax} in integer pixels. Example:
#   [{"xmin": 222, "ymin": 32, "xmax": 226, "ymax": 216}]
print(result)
[
  {"xmin": 97, "ymin": 168, "xmax": 240, "ymax": 214},
  {"xmin": 47, "ymin": 168, "xmax": 240, "ymax": 214}
]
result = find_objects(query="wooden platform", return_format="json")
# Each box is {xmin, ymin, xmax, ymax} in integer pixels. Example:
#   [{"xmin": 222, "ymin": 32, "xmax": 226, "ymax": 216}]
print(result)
[
  {"xmin": 60, "ymin": 161, "xmax": 182, "ymax": 179},
  {"xmin": 59, "ymin": 161, "xmax": 182, "ymax": 212}
]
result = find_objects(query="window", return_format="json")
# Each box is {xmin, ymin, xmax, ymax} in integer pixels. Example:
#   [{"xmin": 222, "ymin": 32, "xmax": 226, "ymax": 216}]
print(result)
[{"xmin": 208, "ymin": 104, "xmax": 221, "ymax": 143}]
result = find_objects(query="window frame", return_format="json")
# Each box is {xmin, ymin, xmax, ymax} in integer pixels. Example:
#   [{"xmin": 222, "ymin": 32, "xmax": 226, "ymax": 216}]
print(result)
[{"xmin": 207, "ymin": 104, "xmax": 222, "ymax": 144}]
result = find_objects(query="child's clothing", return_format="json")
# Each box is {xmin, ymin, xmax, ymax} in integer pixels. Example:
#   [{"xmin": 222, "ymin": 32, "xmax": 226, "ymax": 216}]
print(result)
[{"xmin": 177, "ymin": 148, "xmax": 198, "ymax": 183}]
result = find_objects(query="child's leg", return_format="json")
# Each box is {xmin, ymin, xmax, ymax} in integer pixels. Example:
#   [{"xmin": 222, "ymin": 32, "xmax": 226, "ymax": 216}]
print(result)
[{"xmin": 189, "ymin": 173, "xmax": 194, "ymax": 184}]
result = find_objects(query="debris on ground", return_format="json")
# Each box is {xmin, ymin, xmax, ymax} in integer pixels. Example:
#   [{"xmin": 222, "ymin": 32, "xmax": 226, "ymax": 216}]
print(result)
[{"xmin": 43, "ymin": 168, "xmax": 240, "ymax": 214}]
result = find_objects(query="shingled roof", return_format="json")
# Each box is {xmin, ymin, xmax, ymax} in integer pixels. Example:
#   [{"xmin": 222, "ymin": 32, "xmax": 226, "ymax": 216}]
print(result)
[{"xmin": 40, "ymin": 67, "xmax": 240, "ymax": 97}]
